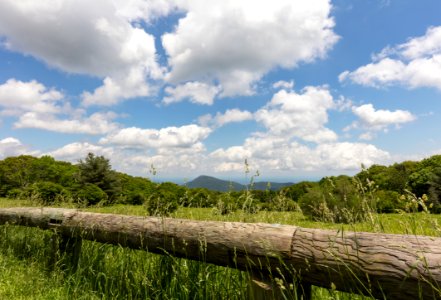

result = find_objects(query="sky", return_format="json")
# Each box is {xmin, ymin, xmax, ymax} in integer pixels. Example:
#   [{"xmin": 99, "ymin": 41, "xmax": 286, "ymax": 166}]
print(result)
[{"xmin": 0, "ymin": 0, "xmax": 441, "ymax": 183}]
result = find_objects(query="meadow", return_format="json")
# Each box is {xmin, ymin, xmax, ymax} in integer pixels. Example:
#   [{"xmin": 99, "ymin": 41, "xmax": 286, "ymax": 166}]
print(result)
[{"xmin": 1, "ymin": 198, "xmax": 440, "ymax": 299}]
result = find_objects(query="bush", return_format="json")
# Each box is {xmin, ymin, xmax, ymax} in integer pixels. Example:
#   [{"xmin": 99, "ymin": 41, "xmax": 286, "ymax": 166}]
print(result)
[
  {"xmin": 269, "ymin": 191, "xmax": 301, "ymax": 212},
  {"xmin": 374, "ymin": 190, "xmax": 403, "ymax": 213},
  {"xmin": 125, "ymin": 192, "xmax": 147, "ymax": 205},
  {"xmin": 182, "ymin": 188, "xmax": 216, "ymax": 208},
  {"xmin": 213, "ymin": 192, "xmax": 237, "ymax": 215},
  {"xmin": 31, "ymin": 181, "xmax": 70, "ymax": 204},
  {"xmin": 75, "ymin": 183, "xmax": 108, "ymax": 206},
  {"xmin": 145, "ymin": 187, "xmax": 179, "ymax": 216},
  {"xmin": 239, "ymin": 191, "xmax": 259, "ymax": 214},
  {"xmin": 6, "ymin": 188, "xmax": 24, "ymax": 199},
  {"xmin": 299, "ymin": 176, "xmax": 373, "ymax": 223}
]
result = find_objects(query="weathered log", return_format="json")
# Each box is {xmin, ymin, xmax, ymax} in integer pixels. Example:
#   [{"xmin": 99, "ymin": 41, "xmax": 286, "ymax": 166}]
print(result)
[{"xmin": 0, "ymin": 207, "xmax": 440, "ymax": 299}]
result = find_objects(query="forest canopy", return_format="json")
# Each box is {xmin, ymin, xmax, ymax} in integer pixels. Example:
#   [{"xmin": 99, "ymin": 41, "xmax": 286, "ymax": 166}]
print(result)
[{"xmin": 1, "ymin": 153, "xmax": 440, "ymax": 219}]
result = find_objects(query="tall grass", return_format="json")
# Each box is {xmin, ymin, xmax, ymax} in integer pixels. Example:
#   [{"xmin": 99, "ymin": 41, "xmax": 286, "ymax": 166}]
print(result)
[{"xmin": 1, "ymin": 197, "xmax": 440, "ymax": 299}]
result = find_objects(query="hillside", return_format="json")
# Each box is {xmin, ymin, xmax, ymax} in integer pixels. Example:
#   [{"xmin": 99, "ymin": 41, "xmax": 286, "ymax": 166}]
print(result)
[{"xmin": 185, "ymin": 175, "xmax": 293, "ymax": 192}]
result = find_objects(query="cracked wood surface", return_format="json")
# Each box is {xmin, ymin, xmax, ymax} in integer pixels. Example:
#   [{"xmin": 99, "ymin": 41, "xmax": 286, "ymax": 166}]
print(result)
[{"xmin": 0, "ymin": 207, "xmax": 440, "ymax": 299}]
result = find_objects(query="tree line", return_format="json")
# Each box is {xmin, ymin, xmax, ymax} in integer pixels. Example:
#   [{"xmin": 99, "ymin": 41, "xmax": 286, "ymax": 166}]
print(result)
[{"xmin": 1, "ymin": 153, "xmax": 440, "ymax": 222}]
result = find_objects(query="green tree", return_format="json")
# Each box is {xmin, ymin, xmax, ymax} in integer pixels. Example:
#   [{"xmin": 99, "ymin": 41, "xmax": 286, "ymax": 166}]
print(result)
[
  {"xmin": 76, "ymin": 153, "xmax": 121, "ymax": 202},
  {"xmin": 74, "ymin": 183, "xmax": 108, "ymax": 205},
  {"xmin": 428, "ymin": 167, "xmax": 441, "ymax": 213},
  {"xmin": 31, "ymin": 181, "xmax": 70, "ymax": 204}
]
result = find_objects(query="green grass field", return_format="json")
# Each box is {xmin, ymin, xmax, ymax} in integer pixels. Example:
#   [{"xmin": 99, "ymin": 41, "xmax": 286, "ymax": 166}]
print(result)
[{"xmin": 1, "ymin": 198, "xmax": 440, "ymax": 299}]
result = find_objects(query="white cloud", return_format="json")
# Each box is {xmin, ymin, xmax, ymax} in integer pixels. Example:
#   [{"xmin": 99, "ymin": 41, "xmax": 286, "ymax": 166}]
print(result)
[
  {"xmin": 0, "ymin": 0, "xmax": 163, "ymax": 106},
  {"xmin": 198, "ymin": 109, "xmax": 253, "ymax": 128},
  {"xmin": 352, "ymin": 104, "xmax": 416, "ymax": 130},
  {"xmin": 345, "ymin": 104, "xmax": 416, "ymax": 140},
  {"xmin": 255, "ymin": 86, "xmax": 338, "ymax": 143},
  {"xmin": 115, "ymin": 0, "xmax": 177, "ymax": 23},
  {"xmin": 272, "ymin": 80, "xmax": 294, "ymax": 90},
  {"xmin": 398, "ymin": 26, "xmax": 441, "ymax": 60},
  {"xmin": 340, "ymin": 26, "xmax": 441, "ymax": 91},
  {"xmin": 81, "ymin": 67, "xmax": 156, "ymax": 107},
  {"xmin": 0, "ymin": 0, "xmax": 338, "ymax": 105},
  {"xmin": 14, "ymin": 111, "xmax": 119, "ymax": 135},
  {"xmin": 0, "ymin": 79, "xmax": 63, "ymax": 116},
  {"xmin": 205, "ymin": 87, "xmax": 391, "ymax": 174},
  {"xmin": 47, "ymin": 142, "xmax": 114, "ymax": 163},
  {"xmin": 100, "ymin": 124, "xmax": 211, "ymax": 149},
  {"xmin": 0, "ymin": 79, "xmax": 121, "ymax": 135},
  {"xmin": 163, "ymin": 81, "xmax": 221, "ymax": 105},
  {"xmin": 210, "ymin": 135, "xmax": 390, "ymax": 173},
  {"xmin": 0, "ymin": 137, "xmax": 37, "ymax": 158},
  {"xmin": 211, "ymin": 146, "xmax": 252, "ymax": 162},
  {"xmin": 162, "ymin": 0, "xmax": 338, "ymax": 97}
]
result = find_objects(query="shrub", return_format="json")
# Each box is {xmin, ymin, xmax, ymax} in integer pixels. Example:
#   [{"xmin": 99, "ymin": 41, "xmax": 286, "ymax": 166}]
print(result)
[
  {"xmin": 6, "ymin": 188, "xmax": 24, "ymax": 199},
  {"xmin": 31, "ymin": 181, "xmax": 70, "ymax": 204},
  {"xmin": 125, "ymin": 192, "xmax": 147, "ymax": 205},
  {"xmin": 299, "ymin": 176, "xmax": 373, "ymax": 223},
  {"xmin": 145, "ymin": 187, "xmax": 179, "ymax": 216},
  {"xmin": 269, "ymin": 191, "xmax": 301, "ymax": 212},
  {"xmin": 374, "ymin": 190, "xmax": 403, "ymax": 213},
  {"xmin": 213, "ymin": 192, "xmax": 237, "ymax": 215},
  {"xmin": 239, "ymin": 191, "xmax": 259, "ymax": 214},
  {"xmin": 75, "ymin": 183, "xmax": 108, "ymax": 206},
  {"xmin": 182, "ymin": 188, "xmax": 216, "ymax": 208}
]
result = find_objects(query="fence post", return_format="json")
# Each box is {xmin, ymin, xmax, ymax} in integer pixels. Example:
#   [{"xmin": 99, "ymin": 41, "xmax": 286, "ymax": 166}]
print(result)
[
  {"xmin": 49, "ymin": 231, "xmax": 82, "ymax": 272},
  {"xmin": 59, "ymin": 234, "xmax": 82, "ymax": 272}
]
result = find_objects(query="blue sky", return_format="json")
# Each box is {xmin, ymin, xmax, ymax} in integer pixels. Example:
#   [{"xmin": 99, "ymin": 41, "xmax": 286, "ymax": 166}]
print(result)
[{"xmin": 0, "ymin": 0, "xmax": 441, "ymax": 182}]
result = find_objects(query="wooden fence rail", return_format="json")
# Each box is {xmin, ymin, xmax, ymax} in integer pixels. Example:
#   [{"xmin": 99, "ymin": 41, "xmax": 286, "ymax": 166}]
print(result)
[{"xmin": 0, "ymin": 207, "xmax": 440, "ymax": 300}]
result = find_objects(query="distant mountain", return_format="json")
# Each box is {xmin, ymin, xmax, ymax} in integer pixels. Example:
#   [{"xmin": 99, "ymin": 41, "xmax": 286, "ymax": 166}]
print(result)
[{"xmin": 185, "ymin": 175, "xmax": 293, "ymax": 192}]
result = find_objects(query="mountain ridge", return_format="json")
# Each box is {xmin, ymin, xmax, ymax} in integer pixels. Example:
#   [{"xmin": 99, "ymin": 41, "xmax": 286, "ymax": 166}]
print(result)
[{"xmin": 184, "ymin": 175, "xmax": 293, "ymax": 192}]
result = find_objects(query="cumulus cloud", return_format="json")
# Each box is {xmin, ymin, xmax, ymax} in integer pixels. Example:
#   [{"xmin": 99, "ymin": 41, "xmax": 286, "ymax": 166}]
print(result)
[
  {"xmin": 47, "ymin": 142, "xmax": 114, "ymax": 163},
  {"xmin": 198, "ymin": 109, "xmax": 253, "ymax": 128},
  {"xmin": 255, "ymin": 86, "xmax": 338, "ymax": 143},
  {"xmin": 0, "ymin": 0, "xmax": 338, "ymax": 105},
  {"xmin": 205, "ymin": 87, "xmax": 392, "ymax": 174},
  {"xmin": 0, "ymin": 0, "xmax": 163, "ymax": 106},
  {"xmin": 272, "ymin": 80, "xmax": 294, "ymax": 90},
  {"xmin": 345, "ymin": 104, "xmax": 416, "ymax": 140},
  {"xmin": 0, "ymin": 137, "xmax": 37, "ymax": 158},
  {"xmin": 340, "ymin": 26, "xmax": 441, "ymax": 90},
  {"xmin": 14, "ymin": 111, "xmax": 119, "ymax": 135},
  {"xmin": 0, "ymin": 79, "xmax": 120, "ymax": 135},
  {"xmin": 210, "ymin": 135, "xmax": 390, "ymax": 173},
  {"xmin": 163, "ymin": 0, "xmax": 338, "ymax": 97},
  {"xmin": 100, "ymin": 124, "xmax": 211, "ymax": 149},
  {"xmin": 353, "ymin": 104, "xmax": 416, "ymax": 129},
  {"xmin": 163, "ymin": 81, "xmax": 221, "ymax": 105},
  {"xmin": 0, "ymin": 79, "xmax": 64, "ymax": 116}
]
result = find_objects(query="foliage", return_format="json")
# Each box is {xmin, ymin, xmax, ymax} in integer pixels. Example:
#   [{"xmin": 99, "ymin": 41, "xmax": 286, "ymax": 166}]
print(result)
[
  {"xmin": 181, "ymin": 188, "xmax": 217, "ymax": 208},
  {"xmin": 373, "ymin": 190, "xmax": 403, "ymax": 213},
  {"xmin": 269, "ymin": 190, "xmax": 301, "ymax": 212},
  {"xmin": 281, "ymin": 181, "xmax": 317, "ymax": 201},
  {"xmin": 74, "ymin": 183, "xmax": 108, "ymax": 206},
  {"xmin": 118, "ymin": 174, "xmax": 155, "ymax": 205},
  {"xmin": 76, "ymin": 153, "xmax": 121, "ymax": 202},
  {"xmin": 428, "ymin": 167, "xmax": 441, "ymax": 213},
  {"xmin": 0, "ymin": 155, "xmax": 77, "ymax": 198},
  {"xmin": 145, "ymin": 182, "xmax": 182, "ymax": 216},
  {"xmin": 299, "ymin": 176, "xmax": 373, "ymax": 223},
  {"xmin": 213, "ymin": 191, "xmax": 238, "ymax": 215},
  {"xmin": 30, "ymin": 181, "xmax": 71, "ymax": 204}
]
